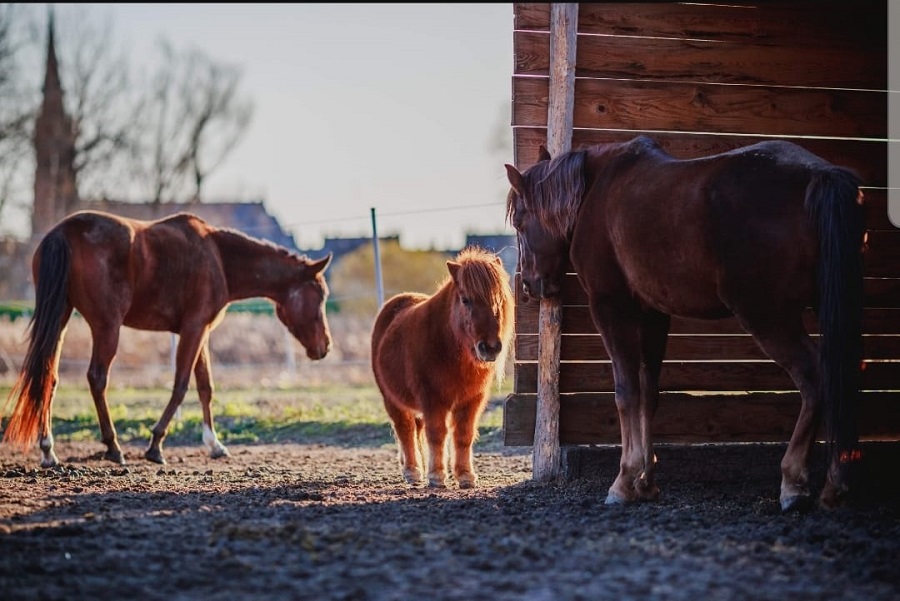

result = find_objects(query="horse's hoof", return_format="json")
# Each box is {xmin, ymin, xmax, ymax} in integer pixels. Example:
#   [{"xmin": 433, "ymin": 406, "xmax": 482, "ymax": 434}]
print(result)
[
  {"xmin": 40, "ymin": 454, "xmax": 60, "ymax": 469},
  {"xmin": 819, "ymin": 484, "xmax": 850, "ymax": 511},
  {"xmin": 427, "ymin": 477, "xmax": 447, "ymax": 489},
  {"xmin": 604, "ymin": 491, "xmax": 630, "ymax": 505},
  {"xmin": 635, "ymin": 482, "xmax": 660, "ymax": 501},
  {"xmin": 209, "ymin": 445, "xmax": 230, "ymax": 460},
  {"xmin": 104, "ymin": 449, "xmax": 126, "ymax": 465},
  {"xmin": 780, "ymin": 494, "xmax": 813, "ymax": 513},
  {"xmin": 144, "ymin": 448, "xmax": 167, "ymax": 465}
]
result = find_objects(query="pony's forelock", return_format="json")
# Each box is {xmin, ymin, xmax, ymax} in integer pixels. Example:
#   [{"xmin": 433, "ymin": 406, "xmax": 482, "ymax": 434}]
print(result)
[{"xmin": 449, "ymin": 246, "xmax": 515, "ymax": 387}]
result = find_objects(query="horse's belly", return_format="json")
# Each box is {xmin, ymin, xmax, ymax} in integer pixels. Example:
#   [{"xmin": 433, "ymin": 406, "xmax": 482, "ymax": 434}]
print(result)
[{"xmin": 631, "ymin": 273, "xmax": 728, "ymax": 319}]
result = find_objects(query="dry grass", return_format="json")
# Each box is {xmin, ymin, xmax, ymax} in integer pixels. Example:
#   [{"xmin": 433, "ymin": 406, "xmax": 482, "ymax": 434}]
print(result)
[
  {"xmin": 0, "ymin": 312, "xmax": 379, "ymax": 390},
  {"xmin": 0, "ymin": 311, "xmax": 515, "ymax": 392}
]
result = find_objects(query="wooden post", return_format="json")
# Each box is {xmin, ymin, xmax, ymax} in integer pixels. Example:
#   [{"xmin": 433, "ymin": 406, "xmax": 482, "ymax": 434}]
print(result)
[{"xmin": 532, "ymin": 2, "xmax": 578, "ymax": 482}]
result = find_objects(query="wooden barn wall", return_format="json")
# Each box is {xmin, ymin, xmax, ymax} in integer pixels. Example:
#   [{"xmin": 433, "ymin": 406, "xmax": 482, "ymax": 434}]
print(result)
[{"xmin": 504, "ymin": 1, "xmax": 898, "ymax": 446}]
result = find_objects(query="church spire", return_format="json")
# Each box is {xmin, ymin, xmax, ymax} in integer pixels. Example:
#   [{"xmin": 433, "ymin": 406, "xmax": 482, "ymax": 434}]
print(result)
[{"xmin": 31, "ymin": 6, "xmax": 79, "ymax": 242}]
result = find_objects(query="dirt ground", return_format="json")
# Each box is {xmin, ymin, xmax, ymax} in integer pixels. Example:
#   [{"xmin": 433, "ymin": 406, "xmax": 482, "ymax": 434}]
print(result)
[{"xmin": 1, "ymin": 438, "xmax": 898, "ymax": 601}]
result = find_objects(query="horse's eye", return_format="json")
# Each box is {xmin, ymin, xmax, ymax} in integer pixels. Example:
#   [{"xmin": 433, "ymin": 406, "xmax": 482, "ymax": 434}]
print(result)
[{"xmin": 461, "ymin": 296, "xmax": 472, "ymax": 307}]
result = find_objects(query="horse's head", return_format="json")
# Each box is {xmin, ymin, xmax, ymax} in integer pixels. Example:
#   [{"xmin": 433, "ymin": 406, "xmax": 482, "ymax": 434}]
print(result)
[
  {"xmin": 505, "ymin": 147, "xmax": 585, "ymax": 301},
  {"xmin": 447, "ymin": 248, "xmax": 514, "ymax": 368},
  {"xmin": 276, "ymin": 253, "xmax": 333, "ymax": 360}
]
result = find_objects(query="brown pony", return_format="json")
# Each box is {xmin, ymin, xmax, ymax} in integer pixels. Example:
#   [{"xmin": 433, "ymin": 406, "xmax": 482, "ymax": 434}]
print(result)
[
  {"xmin": 371, "ymin": 246, "xmax": 514, "ymax": 488},
  {"xmin": 506, "ymin": 137, "xmax": 866, "ymax": 511},
  {"xmin": 2, "ymin": 210, "xmax": 333, "ymax": 466}
]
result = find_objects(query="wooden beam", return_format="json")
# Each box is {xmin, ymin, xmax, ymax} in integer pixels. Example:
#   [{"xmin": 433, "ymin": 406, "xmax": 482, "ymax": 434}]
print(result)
[{"xmin": 531, "ymin": 2, "xmax": 577, "ymax": 483}]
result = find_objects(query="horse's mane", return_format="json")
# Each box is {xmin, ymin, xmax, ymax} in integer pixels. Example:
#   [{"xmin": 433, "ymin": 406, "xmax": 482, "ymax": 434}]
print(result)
[
  {"xmin": 212, "ymin": 226, "xmax": 312, "ymax": 263},
  {"xmin": 441, "ymin": 246, "xmax": 514, "ymax": 385},
  {"xmin": 507, "ymin": 150, "xmax": 587, "ymax": 240}
]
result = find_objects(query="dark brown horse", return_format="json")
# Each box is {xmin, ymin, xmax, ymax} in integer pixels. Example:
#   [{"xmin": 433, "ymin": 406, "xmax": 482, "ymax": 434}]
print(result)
[
  {"xmin": 2, "ymin": 210, "xmax": 333, "ymax": 466},
  {"xmin": 371, "ymin": 246, "xmax": 514, "ymax": 488},
  {"xmin": 505, "ymin": 137, "xmax": 865, "ymax": 511}
]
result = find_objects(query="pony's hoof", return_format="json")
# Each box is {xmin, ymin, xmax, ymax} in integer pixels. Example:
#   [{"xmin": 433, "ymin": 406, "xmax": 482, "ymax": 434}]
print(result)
[
  {"xmin": 457, "ymin": 474, "xmax": 477, "ymax": 489},
  {"xmin": 209, "ymin": 445, "xmax": 230, "ymax": 460},
  {"xmin": 428, "ymin": 477, "xmax": 447, "ymax": 489},
  {"xmin": 402, "ymin": 470, "xmax": 423, "ymax": 486},
  {"xmin": 780, "ymin": 494, "xmax": 813, "ymax": 513},
  {"xmin": 144, "ymin": 448, "xmax": 167, "ymax": 465}
]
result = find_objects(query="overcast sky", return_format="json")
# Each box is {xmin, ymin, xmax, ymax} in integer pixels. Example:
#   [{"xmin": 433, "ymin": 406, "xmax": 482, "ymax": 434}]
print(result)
[{"xmin": 31, "ymin": 3, "xmax": 516, "ymax": 250}]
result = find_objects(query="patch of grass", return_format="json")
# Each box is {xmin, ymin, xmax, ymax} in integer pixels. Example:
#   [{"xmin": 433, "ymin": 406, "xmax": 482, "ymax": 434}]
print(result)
[{"xmin": 0, "ymin": 383, "xmax": 511, "ymax": 451}]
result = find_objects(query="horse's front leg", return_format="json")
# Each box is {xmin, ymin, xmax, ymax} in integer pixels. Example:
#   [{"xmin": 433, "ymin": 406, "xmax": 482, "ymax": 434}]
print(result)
[
  {"xmin": 590, "ymin": 303, "xmax": 647, "ymax": 504},
  {"xmin": 145, "ymin": 326, "xmax": 206, "ymax": 464},
  {"xmin": 634, "ymin": 310, "xmax": 670, "ymax": 501},
  {"xmin": 194, "ymin": 341, "xmax": 228, "ymax": 459},
  {"xmin": 451, "ymin": 396, "xmax": 488, "ymax": 489}
]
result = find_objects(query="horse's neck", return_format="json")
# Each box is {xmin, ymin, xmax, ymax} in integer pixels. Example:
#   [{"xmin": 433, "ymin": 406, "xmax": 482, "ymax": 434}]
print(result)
[{"xmin": 212, "ymin": 231, "xmax": 293, "ymax": 302}]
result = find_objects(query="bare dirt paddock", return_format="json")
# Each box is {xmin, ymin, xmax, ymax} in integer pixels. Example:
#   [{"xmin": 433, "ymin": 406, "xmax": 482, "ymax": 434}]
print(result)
[{"xmin": 1, "ymin": 439, "xmax": 898, "ymax": 601}]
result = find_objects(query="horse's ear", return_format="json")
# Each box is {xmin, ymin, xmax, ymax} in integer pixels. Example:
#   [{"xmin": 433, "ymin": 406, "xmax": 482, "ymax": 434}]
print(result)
[
  {"xmin": 538, "ymin": 144, "xmax": 551, "ymax": 162},
  {"xmin": 447, "ymin": 260, "xmax": 461, "ymax": 282},
  {"xmin": 309, "ymin": 252, "xmax": 332, "ymax": 274},
  {"xmin": 505, "ymin": 164, "xmax": 525, "ymax": 195}
]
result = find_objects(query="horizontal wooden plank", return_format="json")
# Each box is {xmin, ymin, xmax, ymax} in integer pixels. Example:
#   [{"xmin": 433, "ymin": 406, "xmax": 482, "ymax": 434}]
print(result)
[
  {"xmin": 513, "ymin": 77, "xmax": 887, "ymax": 138},
  {"xmin": 514, "ymin": 30, "xmax": 886, "ymax": 89},
  {"xmin": 514, "ymin": 274, "xmax": 900, "ymax": 312},
  {"xmin": 513, "ymin": 128, "xmax": 888, "ymax": 187},
  {"xmin": 513, "ymin": 360, "xmax": 900, "ymax": 394},
  {"xmin": 514, "ymin": 2, "xmax": 886, "ymax": 51},
  {"xmin": 515, "ymin": 334, "xmax": 900, "ymax": 362},
  {"xmin": 515, "ymin": 300, "xmax": 900, "ymax": 335},
  {"xmin": 503, "ymin": 390, "xmax": 900, "ymax": 446}
]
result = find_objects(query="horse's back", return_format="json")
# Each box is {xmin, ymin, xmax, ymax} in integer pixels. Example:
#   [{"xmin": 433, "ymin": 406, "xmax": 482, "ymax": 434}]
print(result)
[
  {"xmin": 45, "ymin": 210, "xmax": 224, "ymax": 330},
  {"xmin": 576, "ymin": 139, "xmax": 846, "ymax": 317}
]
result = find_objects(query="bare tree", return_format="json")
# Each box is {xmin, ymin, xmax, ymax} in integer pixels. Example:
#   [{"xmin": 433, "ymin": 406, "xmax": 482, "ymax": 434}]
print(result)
[
  {"xmin": 137, "ymin": 39, "xmax": 253, "ymax": 204},
  {"xmin": 0, "ymin": 3, "xmax": 38, "ymax": 233},
  {"xmin": 53, "ymin": 5, "xmax": 142, "ymax": 206}
]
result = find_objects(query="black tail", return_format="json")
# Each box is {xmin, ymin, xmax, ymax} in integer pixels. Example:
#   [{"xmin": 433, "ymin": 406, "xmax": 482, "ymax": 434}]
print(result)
[
  {"xmin": 1, "ymin": 230, "xmax": 72, "ymax": 450},
  {"xmin": 804, "ymin": 167, "xmax": 865, "ymax": 483}
]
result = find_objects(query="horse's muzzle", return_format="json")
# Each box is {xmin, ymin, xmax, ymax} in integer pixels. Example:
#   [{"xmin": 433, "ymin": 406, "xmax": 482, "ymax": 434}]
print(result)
[{"xmin": 306, "ymin": 341, "xmax": 332, "ymax": 361}]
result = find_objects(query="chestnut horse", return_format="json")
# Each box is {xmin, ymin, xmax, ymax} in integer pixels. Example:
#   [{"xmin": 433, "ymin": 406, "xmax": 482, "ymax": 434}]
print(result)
[
  {"xmin": 2, "ymin": 210, "xmax": 333, "ymax": 466},
  {"xmin": 371, "ymin": 246, "xmax": 513, "ymax": 488},
  {"xmin": 506, "ymin": 137, "xmax": 865, "ymax": 511}
]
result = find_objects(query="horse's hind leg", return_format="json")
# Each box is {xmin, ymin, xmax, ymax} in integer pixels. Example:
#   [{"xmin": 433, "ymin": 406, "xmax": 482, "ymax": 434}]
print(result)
[
  {"xmin": 739, "ymin": 314, "xmax": 820, "ymax": 512},
  {"xmin": 194, "ymin": 341, "xmax": 228, "ymax": 459},
  {"xmin": 38, "ymin": 307, "xmax": 73, "ymax": 468},
  {"xmin": 383, "ymin": 399, "xmax": 424, "ymax": 485},
  {"xmin": 87, "ymin": 321, "xmax": 125, "ymax": 465}
]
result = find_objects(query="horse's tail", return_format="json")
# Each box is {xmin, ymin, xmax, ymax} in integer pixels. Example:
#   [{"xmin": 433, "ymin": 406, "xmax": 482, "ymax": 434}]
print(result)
[
  {"xmin": 2, "ymin": 229, "xmax": 72, "ymax": 451},
  {"xmin": 804, "ymin": 167, "xmax": 866, "ymax": 483}
]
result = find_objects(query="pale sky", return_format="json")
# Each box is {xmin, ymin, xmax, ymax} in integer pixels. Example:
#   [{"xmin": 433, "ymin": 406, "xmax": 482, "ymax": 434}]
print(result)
[{"xmin": 33, "ymin": 3, "xmax": 517, "ymax": 250}]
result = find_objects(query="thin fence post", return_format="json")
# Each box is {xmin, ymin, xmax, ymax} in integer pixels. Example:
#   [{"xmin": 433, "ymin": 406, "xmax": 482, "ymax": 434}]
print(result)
[
  {"xmin": 532, "ymin": 2, "xmax": 578, "ymax": 483},
  {"xmin": 371, "ymin": 207, "xmax": 385, "ymax": 308}
]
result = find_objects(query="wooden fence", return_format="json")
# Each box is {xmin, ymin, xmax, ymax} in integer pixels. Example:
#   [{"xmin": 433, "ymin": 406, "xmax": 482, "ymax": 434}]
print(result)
[{"xmin": 503, "ymin": 2, "xmax": 899, "ymax": 462}]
